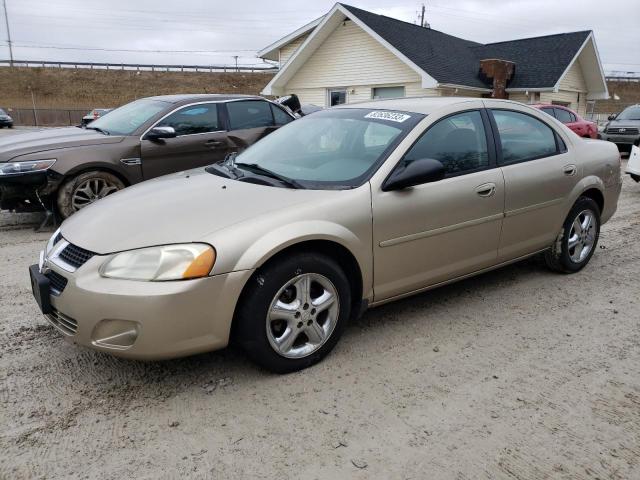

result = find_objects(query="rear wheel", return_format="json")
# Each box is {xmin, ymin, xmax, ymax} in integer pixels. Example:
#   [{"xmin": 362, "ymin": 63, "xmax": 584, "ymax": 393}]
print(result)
[
  {"xmin": 57, "ymin": 170, "xmax": 125, "ymax": 219},
  {"xmin": 545, "ymin": 196, "xmax": 600, "ymax": 273},
  {"xmin": 235, "ymin": 252, "xmax": 351, "ymax": 373}
]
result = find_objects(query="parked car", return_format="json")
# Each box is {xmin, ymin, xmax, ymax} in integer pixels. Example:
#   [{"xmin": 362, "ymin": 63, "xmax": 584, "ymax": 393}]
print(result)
[
  {"xmin": 601, "ymin": 104, "xmax": 640, "ymax": 152},
  {"xmin": 626, "ymin": 145, "xmax": 640, "ymax": 182},
  {"xmin": 29, "ymin": 98, "xmax": 621, "ymax": 372},
  {"xmin": 80, "ymin": 108, "xmax": 112, "ymax": 127},
  {"xmin": 0, "ymin": 94, "xmax": 295, "ymax": 218},
  {"xmin": 0, "ymin": 108, "xmax": 13, "ymax": 128},
  {"xmin": 533, "ymin": 104, "xmax": 597, "ymax": 138}
]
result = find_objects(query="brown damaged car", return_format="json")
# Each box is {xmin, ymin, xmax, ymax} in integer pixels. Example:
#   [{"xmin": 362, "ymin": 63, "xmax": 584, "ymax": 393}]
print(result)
[{"xmin": 0, "ymin": 94, "xmax": 295, "ymax": 218}]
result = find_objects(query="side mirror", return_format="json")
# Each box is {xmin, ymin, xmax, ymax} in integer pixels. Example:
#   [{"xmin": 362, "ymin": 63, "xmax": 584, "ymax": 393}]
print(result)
[
  {"xmin": 382, "ymin": 158, "xmax": 446, "ymax": 192},
  {"xmin": 608, "ymin": 114, "xmax": 617, "ymax": 121},
  {"xmin": 145, "ymin": 126, "xmax": 176, "ymax": 141}
]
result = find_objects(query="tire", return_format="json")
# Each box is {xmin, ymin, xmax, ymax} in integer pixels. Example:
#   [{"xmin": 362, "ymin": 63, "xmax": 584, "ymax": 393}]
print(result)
[
  {"xmin": 234, "ymin": 252, "xmax": 352, "ymax": 373},
  {"xmin": 57, "ymin": 170, "xmax": 125, "ymax": 219},
  {"xmin": 8, "ymin": 124, "xmax": 13, "ymax": 129},
  {"xmin": 545, "ymin": 196, "xmax": 601, "ymax": 273}
]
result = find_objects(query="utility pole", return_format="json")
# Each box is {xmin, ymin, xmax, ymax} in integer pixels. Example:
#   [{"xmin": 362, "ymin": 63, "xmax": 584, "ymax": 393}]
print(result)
[
  {"xmin": 419, "ymin": 3, "xmax": 430, "ymax": 29},
  {"xmin": 232, "ymin": 55, "xmax": 239, "ymax": 72},
  {"xmin": 2, "ymin": 0, "xmax": 13, "ymax": 66}
]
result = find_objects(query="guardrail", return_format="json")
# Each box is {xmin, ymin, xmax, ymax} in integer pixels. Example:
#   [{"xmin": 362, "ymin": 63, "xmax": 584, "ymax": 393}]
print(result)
[
  {"xmin": 0, "ymin": 59, "xmax": 279, "ymax": 73},
  {"xmin": 6, "ymin": 108, "xmax": 87, "ymax": 127}
]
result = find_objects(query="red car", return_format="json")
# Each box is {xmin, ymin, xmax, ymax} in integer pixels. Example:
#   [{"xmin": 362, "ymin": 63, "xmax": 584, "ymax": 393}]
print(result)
[{"xmin": 532, "ymin": 104, "xmax": 598, "ymax": 139}]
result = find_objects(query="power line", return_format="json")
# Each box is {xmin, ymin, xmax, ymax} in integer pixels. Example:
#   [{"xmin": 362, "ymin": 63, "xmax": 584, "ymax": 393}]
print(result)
[{"xmin": 9, "ymin": 43, "xmax": 259, "ymax": 54}]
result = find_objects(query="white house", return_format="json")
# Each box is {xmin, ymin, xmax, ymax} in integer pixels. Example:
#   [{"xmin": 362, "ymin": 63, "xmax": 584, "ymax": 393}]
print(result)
[{"xmin": 258, "ymin": 3, "xmax": 608, "ymax": 115}]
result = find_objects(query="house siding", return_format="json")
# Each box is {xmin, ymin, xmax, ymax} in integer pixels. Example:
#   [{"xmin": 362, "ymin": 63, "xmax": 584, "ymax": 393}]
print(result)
[
  {"xmin": 279, "ymin": 33, "xmax": 310, "ymax": 67},
  {"xmin": 285, "ymin": 20, "xmax": 422, "ymax": 92}
]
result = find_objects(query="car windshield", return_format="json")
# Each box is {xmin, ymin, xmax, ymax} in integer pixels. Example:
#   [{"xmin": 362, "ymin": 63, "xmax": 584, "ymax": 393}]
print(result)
[
  {"xmin": 617, "ymin": 106, "xmax": 640, "ymax": 120},
  {"xmin": 232, "ymin": 108, "xmax": 423, "ymax": 188},
  {"xmin": 88, "ymin": 99, "xmax": 168, "ymax": 135},
  {"xmin": 0, "ymin": 109, "xmax": 6, "ymax": 115}
]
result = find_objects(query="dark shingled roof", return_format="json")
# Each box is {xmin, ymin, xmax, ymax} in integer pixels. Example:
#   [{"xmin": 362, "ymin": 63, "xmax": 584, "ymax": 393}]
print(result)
[{"xmin": 340, "ymin": 4, "xmax": 590, "ymax": 90}]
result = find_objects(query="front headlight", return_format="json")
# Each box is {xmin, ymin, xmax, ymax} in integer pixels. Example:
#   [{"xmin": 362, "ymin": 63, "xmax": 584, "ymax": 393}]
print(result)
[
  {"xmin": 0, "ymin": 159, "xmax": 56, "ymax": 176},
  {"xmin": 100, "ymin": 244, "xmax": 216, "ymax": 281},
  {"xmin": 45, "ymin": 227, "xmax": 62, "ymax": 254}
]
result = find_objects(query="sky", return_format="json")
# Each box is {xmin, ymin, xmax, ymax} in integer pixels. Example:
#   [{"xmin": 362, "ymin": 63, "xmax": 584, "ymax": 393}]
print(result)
[{"xmin": 0, "ymin": 0, "xmax": 638, "ymax": 74}]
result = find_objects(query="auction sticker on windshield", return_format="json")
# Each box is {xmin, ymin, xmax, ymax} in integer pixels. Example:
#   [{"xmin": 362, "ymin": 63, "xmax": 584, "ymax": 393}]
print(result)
[{"xmin": 364, "ymin": 111, "xmax": 411, "ymax": 123}]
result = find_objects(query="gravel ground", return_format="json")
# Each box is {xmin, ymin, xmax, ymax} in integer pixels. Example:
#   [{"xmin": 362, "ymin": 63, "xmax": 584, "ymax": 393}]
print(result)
[{"xmin": 1, "ymin": 165, "xmax": 639, "ymax": 480}]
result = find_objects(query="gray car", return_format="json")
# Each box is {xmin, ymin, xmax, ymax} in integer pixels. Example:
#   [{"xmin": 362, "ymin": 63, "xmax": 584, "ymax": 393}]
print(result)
[
  {"xmin": 0, "ymin": 95, "xmax": 295, "ymax": 218},
  {"xmin": 601, "ymin": 104, "xmax": 640, "ymax": 151}
]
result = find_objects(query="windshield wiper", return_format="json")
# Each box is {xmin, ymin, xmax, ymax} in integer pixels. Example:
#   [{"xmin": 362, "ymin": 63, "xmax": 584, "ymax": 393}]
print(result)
[
  {"xmin": 85, "ymin": 126, "xmax": 110, "ymax": 135},
  {"xmin": 235, "ymin": 162, "xmax": 304, "ymax": 189}
]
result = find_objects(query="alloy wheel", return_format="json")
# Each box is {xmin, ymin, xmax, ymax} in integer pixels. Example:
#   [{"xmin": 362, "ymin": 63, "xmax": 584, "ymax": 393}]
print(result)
[
  {"xmin": 71, "ymin": 178, "xmax": 120, "ymax": 211},
  {"xmin": 568, "ymin": 209, "xmax": 597, "ymax": 263},
  {"xmin": 266, "ymin": 273, "xmax": 339, "ymax": 359}
]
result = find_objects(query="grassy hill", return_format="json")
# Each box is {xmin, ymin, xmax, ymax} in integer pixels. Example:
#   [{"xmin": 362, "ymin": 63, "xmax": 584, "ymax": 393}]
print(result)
[{"xmin": 0, "ymin": 67, "xmax": 275, "ymax": 109}]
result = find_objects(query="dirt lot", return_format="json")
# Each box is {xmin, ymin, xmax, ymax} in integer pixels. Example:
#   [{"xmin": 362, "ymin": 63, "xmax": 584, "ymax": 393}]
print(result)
[{"xmin": 1, "ymin": 164, "xmax": 639, "ymax": 479}]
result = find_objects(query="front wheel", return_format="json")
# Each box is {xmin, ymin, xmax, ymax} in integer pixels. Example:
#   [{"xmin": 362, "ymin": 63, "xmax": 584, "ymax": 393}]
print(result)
[
  {"xmin": 234, "ymin": 252, "xmax": 351, "ymax": 373},
  {"xmin": 57, "ymin": 170, "xmax": 125, "ymax": 219},
  {"xmin": 545, "ymin": 196, "xmax": 601, "ymax": 273}
]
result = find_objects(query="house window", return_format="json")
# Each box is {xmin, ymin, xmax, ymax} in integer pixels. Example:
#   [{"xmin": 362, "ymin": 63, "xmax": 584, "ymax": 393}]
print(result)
[
  {"xmin": 328, "ymin": 89, "xmax": 347, "ymax": 107},
  {"xmin": 372, "ymin": 86, "xmax": 406, "ymax": 100}
]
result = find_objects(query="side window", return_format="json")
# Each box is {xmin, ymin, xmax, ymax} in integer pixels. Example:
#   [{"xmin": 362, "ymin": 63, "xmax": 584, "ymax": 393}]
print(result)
[
  {"xmin": 227, "ymin": 101, "xmax": 274, "ymax": 130},
  {"xmin": 554, "ymin": 108, "xmax": 573, "ymax": 124},
  {"xmin": 157, "ymin": 104, "xmax": 220, "ymax": 136},
  {"xmin": 403, "ymin": 110, "xmax": 489, "ymax": 176},
  {"xmin": 540, "ymin": 107, "xmax": 556, "ymax": 118},
  {"xmin": 492, "ymin": 110, "xmax": 558, "ymax": 165},
  {"xmin": 271, "ymin": 104, "xmax": 294, "ymax": 126}
]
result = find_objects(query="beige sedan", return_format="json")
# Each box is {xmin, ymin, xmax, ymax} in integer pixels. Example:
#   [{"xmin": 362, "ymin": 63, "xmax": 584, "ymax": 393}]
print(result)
[{"xmin": 30, "ymin": 97, "xmax": 622, "ymax": 373}]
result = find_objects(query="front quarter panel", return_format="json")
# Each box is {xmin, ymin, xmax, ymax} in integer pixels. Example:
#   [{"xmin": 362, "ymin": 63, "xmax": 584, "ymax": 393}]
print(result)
[
  {"xmin": 14, "ymin": 137, "xmax": 144, "ymax": 185},
  {"xmin": 205, "ymin": 185, "xmax": 374, "ymax": 302}
]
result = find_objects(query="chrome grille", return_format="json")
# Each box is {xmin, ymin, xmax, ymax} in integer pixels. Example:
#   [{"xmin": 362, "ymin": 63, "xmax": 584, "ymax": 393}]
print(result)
[
  {"xmin": 46, "ymin": 270, "xmax": 68, "ymax": 295},
  {"xmin": 606, "ymin": 127, "xmax": 639, "ymax": 135},
  {"xmin": 46, "ymin": 309, "xmax": 78, "ymax": 335},
  {"xmin": 59, "ymin": 243, "xmax": 95, "ymax": 269}
]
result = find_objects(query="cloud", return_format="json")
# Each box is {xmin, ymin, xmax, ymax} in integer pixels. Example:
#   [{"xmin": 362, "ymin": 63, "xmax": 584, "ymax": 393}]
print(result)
[{"xmin": 0, "ymin": 0, "xmax": 637, "ymax": 72}]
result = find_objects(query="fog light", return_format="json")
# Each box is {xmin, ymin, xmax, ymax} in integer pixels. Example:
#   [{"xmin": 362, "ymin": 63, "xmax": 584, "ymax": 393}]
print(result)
[{"xmin": 91, "ymin": 319, "xmax": 139, "ymax": 349}]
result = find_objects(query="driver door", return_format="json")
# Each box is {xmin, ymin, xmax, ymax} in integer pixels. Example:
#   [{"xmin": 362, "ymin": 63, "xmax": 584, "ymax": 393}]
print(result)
[
  {"xmin": 371, "ymin": 109, "xmax": 505, "ymax": 301},
  {"xmin": 140, "ymin": 102, "xmax": 231, "ymax": 180}
]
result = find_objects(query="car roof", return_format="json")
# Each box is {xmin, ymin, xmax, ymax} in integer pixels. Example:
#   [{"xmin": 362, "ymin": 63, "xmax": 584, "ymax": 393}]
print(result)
[
  {"xmin": 335, "ymin": 96, "xmax": 496, "ymax": 115},
  {"xmin": 144, "ymin": 94, "xmax": 265, "ymax": 105}
]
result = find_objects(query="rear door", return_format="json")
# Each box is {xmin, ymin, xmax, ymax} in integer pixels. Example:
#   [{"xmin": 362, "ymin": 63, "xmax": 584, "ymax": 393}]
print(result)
[
  {"xmin": 485, "ymin": 102, "xmax": 580, "ymax": 261},
  {"xmin": 140, "ymin": 102, "xmax": 231, "ymax": 179},
  {"xmin": 223, "ymin": 100, "xmax": 293, "ymax": 152}
]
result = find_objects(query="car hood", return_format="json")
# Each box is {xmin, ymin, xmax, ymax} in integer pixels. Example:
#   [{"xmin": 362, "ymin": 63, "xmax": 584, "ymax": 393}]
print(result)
[
  {"xmin": 608, "ymin": 119, "xmax": 640, "ymax": 129},
  {"xmin": 61, "ymin": 168, "xmax": 334, "ymax": 254},
  {"xmin": 0, "ymin": 126, "xmax": 125, "ymax": 162}
]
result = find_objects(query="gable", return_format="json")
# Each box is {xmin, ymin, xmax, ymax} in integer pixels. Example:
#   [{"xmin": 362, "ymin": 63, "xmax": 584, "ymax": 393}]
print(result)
[
  {"xmin": 280, "ymin": 33, "xmax": 310, "ymax": 66},
  {"xmin": 285, "ymin": 20, "xmax": 421, "ymax": 90},
  {"xmin": 559, "ymin": 60, "xmax": 587, "ymax": 92}
]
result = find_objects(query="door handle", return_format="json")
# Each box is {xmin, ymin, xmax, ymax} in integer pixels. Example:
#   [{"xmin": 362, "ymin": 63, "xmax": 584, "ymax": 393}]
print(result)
[
  {"xmin": 563, "ymin": 164, "xmax": 577, "ymax": 176},
  {"xmin": 475, "ymin": 182, "xmax": 496, "ymax": 197},
  {"xmin": 205, "ymin": 140, "xmax": 225, "ymax": 148}
]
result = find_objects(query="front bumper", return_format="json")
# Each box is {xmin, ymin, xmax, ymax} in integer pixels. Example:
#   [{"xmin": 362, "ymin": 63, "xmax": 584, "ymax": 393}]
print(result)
[
  {"xmin": 601, "ymin": 133, "xmax": 640, "ymax": 146},
  {"xmin": 0, "ymin": 119, "xmax": 12, "ymax": 126},
  {"xmin": 0, "ymin": 170, "xmax": 62, "ymax": 210},
  {"xmin": 40, "ymin": 255, "xmax": 254, "ymax": 360}
]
